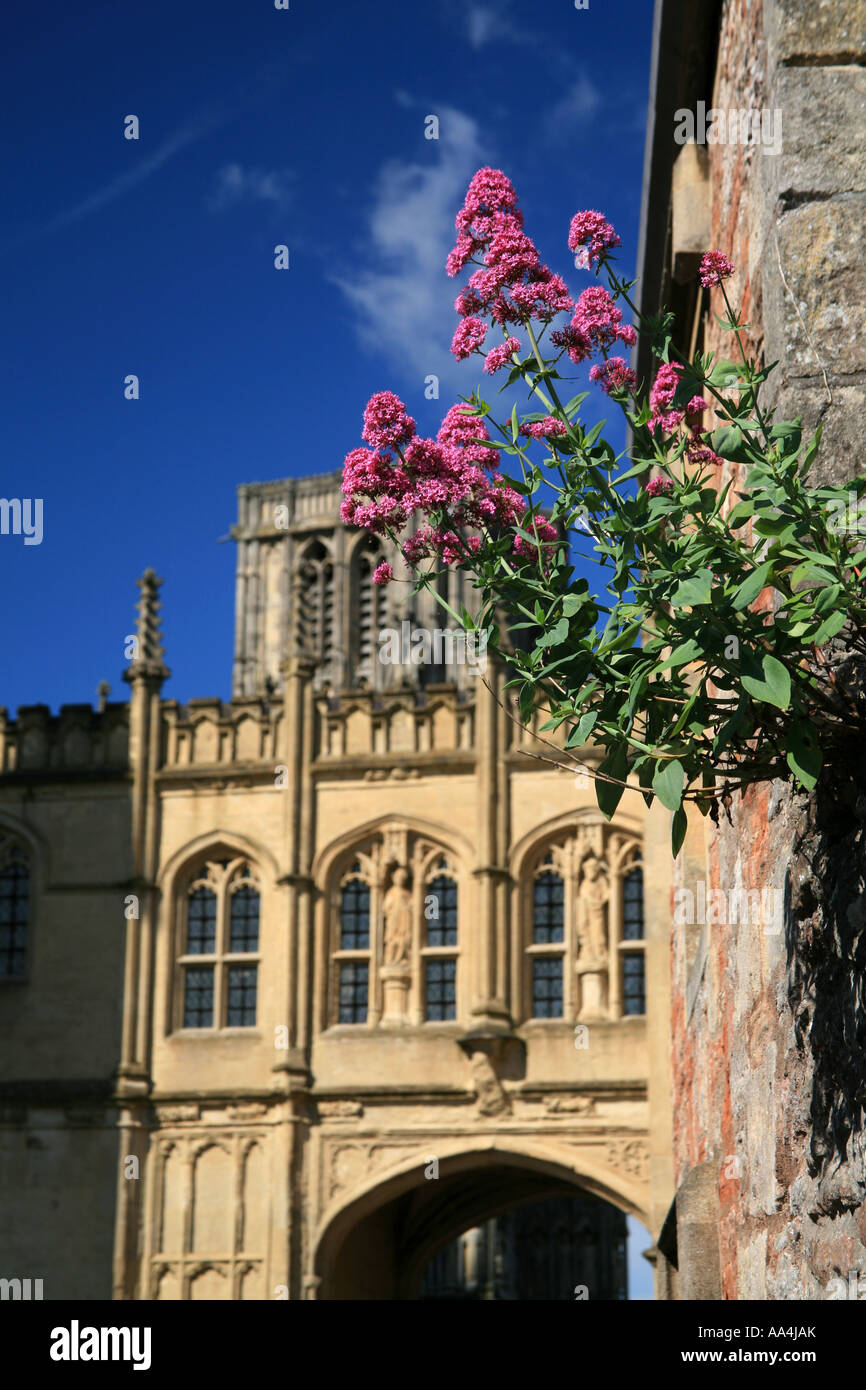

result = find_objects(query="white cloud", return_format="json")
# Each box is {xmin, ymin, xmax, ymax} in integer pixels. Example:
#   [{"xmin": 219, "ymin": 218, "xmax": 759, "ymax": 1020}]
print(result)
[
  {"xmin": 208, "ymin": 163, "xmax": 294, "ymax": 212},
  {"xmin": 543, "ymin": 72, "xmax": 602, "ymax": 140},
  {"xmin": 47, "ymin": 110, "xmax": 222, "ymax": 232},
  {"xmin": 334, "ymin": 105, "xmax": 489, "ymax": 389},
  {"xmin": 465, "ymin": 2, "xmax": 529, "ymax": 49}
]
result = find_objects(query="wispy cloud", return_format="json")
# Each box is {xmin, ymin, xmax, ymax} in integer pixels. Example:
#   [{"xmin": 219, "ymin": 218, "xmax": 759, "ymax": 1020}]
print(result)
[
  {"xmin": 334, "ymin": 104, "xmax": 487, "ymax": 389},
  {"xmin": 465, "ymin": 2, "xmax": 531, "ymax": 49},
  {"xmin": 543, "ymin": 72, "xmax": 602, "ymax": 140},
  {"xmin": 207, "ymin": 163, "xmax": 294, "ymax": 212},
  {"xmin": 47, "ymin": 110, "xmax": 223, "ymax": 233}
]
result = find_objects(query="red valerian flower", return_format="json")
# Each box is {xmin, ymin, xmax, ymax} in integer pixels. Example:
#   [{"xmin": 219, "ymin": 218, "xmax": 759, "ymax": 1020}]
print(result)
[
  {"xmin": 589, "ymin": 357, "xmax": 638, "ymax": 396},
  {"xmin": 699, "ymin": 250, "xmax": 735, "ymax": 288},
  {"xmin": 648, "ymin": 362, "xmax": 684, "ymax": 435},
  {"xmin": 519, "ymin": 417, "xmax": 568, "ymax": 439},
  {"xmin": 450, "ymin": 316, "xmax": 488, "ymax": 361},
  {"xmin": 553, "ymin": 287, "xmax": 636, "ymax": 364},
  {"xmin": 484, "ymin": 337, "xmax": 521, "ymax": 374},
  {"xmin": 568, "ymin": 210, "xmax": 622, "ymax": 268},
  {"xmin": 372, "ymin": 562, "xmax": 393, "ymax": 585},
  {"xmin": 362, "ymin": 392, "xmax": 417, "ymax": 451},
  {"xmin": 645, "ymin": 476, "xmax": 674, "ymax": 497}
]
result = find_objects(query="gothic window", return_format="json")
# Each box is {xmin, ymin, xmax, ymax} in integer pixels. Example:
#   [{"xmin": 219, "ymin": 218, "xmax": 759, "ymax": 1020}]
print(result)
[
  {"xmin": 528, "ymin": 855, "xmax": 565, "ymax": 1018},
  {"xmin": 423, "ymin": 867, "xmax": 458, "ymax": 1020},
  {"xmin": 0, "ymin": 836, "xmax": 30, "ymax": 981},
  {"xmin": 421, "ymin": 570, "xmax": 451, "ymax": 686},
  {"xmin": 620, "ymin": 865, "xmax": 645, "ymax": 1016},
  {"xmin": 296, "ymin": 540, "xmax": 335, "ymax": 676},
  {"xmin": 176, "ymin": 860, "xmax": 261, "ymax": 1030},
  {"xmin": 354, "ymin": 538, "xmax": 385, "ymax": 683},
  {"xmin": 521, "ymin": 834, "xmax": 644, "ymax": 1023},
  {"xmin": 336, "ymin": 862, "xmax": 371, "ymax": 1024}
]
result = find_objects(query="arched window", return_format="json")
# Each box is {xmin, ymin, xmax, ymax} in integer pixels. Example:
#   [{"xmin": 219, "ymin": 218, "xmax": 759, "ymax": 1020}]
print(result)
[
  {"xmin": 620, "ymin": 864, "xmax": 645, "ymax": 1016},
  {"xmin": 336, "ymin": 863, "xmax": 370, "ymax": 1023},
  {"xmin": 176, "ymin": 859, "xmax": 261, "ymax": 1030},
  {"xmin": 528, "ymin": 855, "xmax": 565, "ymax": 1018},
  {"xmin": 0, "ymin": 836, "xmax": 30, "ymax": 981},
  {"xmin": 423, "ymin": 867, "xmax": 458, "ymax": 1020},
  {"xmin": 296, "ymin": 540, "xmax": 335, "ymax": 676}
]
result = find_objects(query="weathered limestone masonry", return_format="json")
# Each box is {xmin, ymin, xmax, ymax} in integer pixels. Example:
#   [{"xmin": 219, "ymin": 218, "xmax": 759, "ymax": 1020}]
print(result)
[
  {"xmin": 640, "ymin": 0, "xmax": 866, "ymax": 1298},
  {"xmin": 1, "ymin": 480, "xmax": 675, "ymax": 1299}
]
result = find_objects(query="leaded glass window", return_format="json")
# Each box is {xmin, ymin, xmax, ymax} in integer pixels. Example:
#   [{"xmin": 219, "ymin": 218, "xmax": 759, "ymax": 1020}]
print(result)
[
  {"xmin": 528, "ymin": 856, "xmax": 566, "ymax": 1018},
  {"xmin": 619, "ymin": 861, "xmax": 645, "ymax": 1016},
  {"xmin": 340, "ymin": 879, "xmax": 370, "ymax": 949},
  {"xmin": 426, "ymin": 875, "xmax": 457, "ymax": 947},
  {"xmin": 177, "ymin": 859, "xmax": 261, "ymax": 1031},
  {"xmin": 532, "ymin": 957, "xmax": 563, "ymax": 1019},
  {"xmin": 623, "ymin": 867, "xmax": 644, "ymax": 940},
  {"xmin": 0, "ymin": 841, "xmax": 30, "ymax": 981},
  {"xmin": 533, "ymin": 871, "xmax": 564, "ymax": 944},
  {"xmin": 425, "ymin": 959, "xmax": 456, "ymax": 1021},
  {"xmin": 338, "ymin": 961, "xmax": 369, "ymax": 1024}
]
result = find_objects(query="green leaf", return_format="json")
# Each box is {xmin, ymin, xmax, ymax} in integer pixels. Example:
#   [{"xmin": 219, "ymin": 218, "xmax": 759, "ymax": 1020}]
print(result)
[
  {"xmin": 742, "ymin": 654, "xmax": 791, "ymax": 709},
  {"xmin": 671, "ymin": 806, "xmax": 689, "ymax": 857},
  {"xmin": 562, "ymin": 590, "xmax": 587, "ymax": 617},
  {"xmin": 732, "ymin": 561, "xmax": 773, "ymax": 611},
  {"xmin": 653, "ymin": 758, "xmax": 685, "ymax": 812},
  {"xmin": 799, "ymin": 420, "xmax": 823, "ymax": 476},
  {"xmin": 564, "ymin": 392, "xmax": 589, "ymax": 417},
  {"xmin": 510, "ymin": 403, "xmax": 519, "ymax": 443},
  {"xmin": 595, "ymin": 744, "xmax": 629, "ymax": 820},
  {"xmin": 671, "ymin": 568, "xmax": 713, "ymax": 608},
  {"xmin": 658, "ymin": 639, "xmax": 702, "ymax": 671},
  {"xmin": 565, "ymin": 710, "xmax": 598, "ymax": 748},
  {"xmin": 547, "ymin": 618, "xmax": 570, "ymax": 647},
  {"xmin": 786, "ymin": 720, "xmax": 822, "ymax": 791},
  {"xmin": 812, "ymin": 610, "xmax": 846, "ymax": 645},
  {"xmin": 706, "ymin": 358, "xmax": 744, "ymax": 389}
]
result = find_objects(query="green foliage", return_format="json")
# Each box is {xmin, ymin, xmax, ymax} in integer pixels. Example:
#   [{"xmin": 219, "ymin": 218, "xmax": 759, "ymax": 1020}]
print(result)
[{"xmin": 410, "ymin": 275, "xmax": 866, "ymax": 856}]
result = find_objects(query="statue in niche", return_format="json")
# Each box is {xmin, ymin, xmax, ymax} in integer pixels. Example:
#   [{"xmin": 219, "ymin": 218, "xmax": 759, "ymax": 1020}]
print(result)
[
  {"xmin": 382, "ymin": 867, "xmax": 413, "ymax": 965},
  {"xmin": 577, "ymin": 854, "xmax": 609, "ymax": 961}
]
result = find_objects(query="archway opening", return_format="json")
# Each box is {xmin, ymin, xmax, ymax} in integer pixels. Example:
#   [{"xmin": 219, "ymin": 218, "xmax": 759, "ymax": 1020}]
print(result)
[{"xmin": 315, "ymin": 1152, "xmax": 644, "ymax": 1300}]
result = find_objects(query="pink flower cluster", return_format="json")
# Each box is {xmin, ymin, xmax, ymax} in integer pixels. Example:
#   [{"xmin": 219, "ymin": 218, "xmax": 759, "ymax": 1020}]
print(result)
[
  {"xmin": 342, "ymin": 393, "xmax": 555, "ymax": 579},
  {"xmin": 647, "ymin": 367, "xmax": 721, "ymax": 464},
  {"xmin": 648, "ymin": 362, "xmax": 684, "ymax": 435},
  {"xmin": 699, "ymin": 251, "xmax": 735, "ymax": 288},
  {"xmin": 589, "ymin": 356, "xmax": 637, "ymax": 396},
  {"xmin": 446, "ymin": 168, "xmax": 573, "ymax": 373},
  {"xmin": 551, "ymin": 286, "xmax": 636, "ymax": 365},
  {"xmin": 568, "ymin": 210, "xmax": 621, "ymax": 269},
  {"xmin": 519, "ymin": 416, "xmax": 568, "ymax": 440},
  {"xmin": 645, "ymin": 476, "xmax": 673, "ymax": 498}
]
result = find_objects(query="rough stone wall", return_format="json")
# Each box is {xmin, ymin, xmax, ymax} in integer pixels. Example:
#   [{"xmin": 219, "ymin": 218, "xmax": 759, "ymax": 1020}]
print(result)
[{"xmin": 671, "ymin": 0, "xmax": 866, "ymax": 1299}]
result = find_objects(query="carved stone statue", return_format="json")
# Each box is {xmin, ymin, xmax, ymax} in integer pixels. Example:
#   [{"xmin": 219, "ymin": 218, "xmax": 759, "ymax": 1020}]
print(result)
[
  {"xmin": 469, "ymin": 1050, "xmax": 511, "ymax": 1117},
  {"xmin": 577, "ymin": 854, "xmax": 609, "ymax": 961},
  {"xmin": 382, "ymin": 867, "xmax": 412, "ymax": 964}
]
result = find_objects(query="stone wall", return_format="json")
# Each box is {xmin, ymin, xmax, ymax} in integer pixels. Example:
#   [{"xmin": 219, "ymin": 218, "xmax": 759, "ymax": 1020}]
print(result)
[{"xmin": 668, "ymin": 0, "xmax": 866, "ymax": 1299}]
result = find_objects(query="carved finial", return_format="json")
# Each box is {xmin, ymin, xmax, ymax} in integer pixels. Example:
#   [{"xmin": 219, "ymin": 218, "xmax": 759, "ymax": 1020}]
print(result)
[
  {"xmin": 124, "ymin": 569, "xmax": 171, "ymax": 685},
  {"xmin": 96, "ymin": 681, "xmax": 110, "ymax": 713}
]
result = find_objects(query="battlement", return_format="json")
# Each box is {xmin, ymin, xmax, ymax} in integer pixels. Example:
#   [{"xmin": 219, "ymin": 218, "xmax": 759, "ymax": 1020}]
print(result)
[{"xmin": 0, "ymin": 703, "xmax": 129, "ymax": 776}]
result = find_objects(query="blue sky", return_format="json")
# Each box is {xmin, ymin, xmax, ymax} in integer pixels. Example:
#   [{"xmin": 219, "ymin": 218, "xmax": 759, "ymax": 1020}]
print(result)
[{"xmin": 1, "ymin": 0, "xmax": 655, "ymax": 712}]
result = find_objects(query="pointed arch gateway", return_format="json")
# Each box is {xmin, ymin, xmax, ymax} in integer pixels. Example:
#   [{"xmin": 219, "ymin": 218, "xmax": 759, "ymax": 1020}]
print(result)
[{"xmin": 311, "ymin": 1139, "xmax": 649, "ymax": 1300}]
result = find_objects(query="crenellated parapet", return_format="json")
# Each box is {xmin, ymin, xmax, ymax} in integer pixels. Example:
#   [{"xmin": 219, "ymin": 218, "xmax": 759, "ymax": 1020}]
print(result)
[
  {"xmin": 158, "ymin": 696, "xmax": 284, "ymax": 771},
  {"xmin": 0, "ymin": 702, "xmax": 130, "ymax": 776},
  {"xmin": 315, "ymin": 688, "xmax": 476, "ymax": 765}
]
